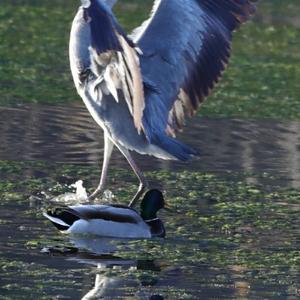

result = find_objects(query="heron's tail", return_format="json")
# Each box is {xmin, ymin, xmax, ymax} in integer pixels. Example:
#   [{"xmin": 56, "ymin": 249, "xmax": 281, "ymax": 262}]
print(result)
[{"xmin": 152, "ymin": 134, "xmax": 199, "ymax": 161}]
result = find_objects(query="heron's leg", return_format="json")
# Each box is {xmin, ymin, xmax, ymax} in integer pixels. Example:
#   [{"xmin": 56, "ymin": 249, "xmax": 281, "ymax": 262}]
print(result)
[
  {"xmin": 117, "ymin": 145, "xmax": 148, "ymax": 207},
  {"xmin": 88, "ymin": 133, "xmax": 114, "ymax": 201}
]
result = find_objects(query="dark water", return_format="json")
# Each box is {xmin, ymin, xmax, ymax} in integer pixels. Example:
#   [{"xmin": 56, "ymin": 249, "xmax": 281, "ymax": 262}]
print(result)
[
  {"xmin": 0, "ymin": 104, "xmax": 299, "ymax": 299},
  {"xmin": 1, "ymin": 103, "xmax": 300, "ymax": 187}
]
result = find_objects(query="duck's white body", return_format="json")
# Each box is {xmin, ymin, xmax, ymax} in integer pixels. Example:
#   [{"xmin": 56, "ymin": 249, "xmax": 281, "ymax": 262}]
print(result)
[
  {"xmin": 69, "ymin": 218, "xmax": 150, "ymax": 238},
  {"xmin": 44, "ymin": 189, "xmax": 166, "ymax": 238},
  {"xmin": 43, "ymin": 204, "xmax": 163, "ymax": 238},
  {"xmin": 68, "ymin": 205, "xmax": 151, "ymax": 238}
]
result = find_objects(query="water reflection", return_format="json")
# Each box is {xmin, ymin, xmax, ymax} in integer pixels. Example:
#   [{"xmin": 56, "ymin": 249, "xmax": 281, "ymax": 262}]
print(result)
[
  {"xmin": 1, "ymin": 190, "xmax": 298, "ymax": 299},
  {"xmin": 82, "ymin": 269, "xmax": 137, "ymax": 300},
  {"xmin": 60, "ymin": 236, "xmax": 162, "ymax": 299},
  {"xmin": 50, "ymin": 236, "xmax": 251, "ymax": 300},
  {"xmin": 1, "ymin": 103, "xmax": 300, "ymax": 187}
]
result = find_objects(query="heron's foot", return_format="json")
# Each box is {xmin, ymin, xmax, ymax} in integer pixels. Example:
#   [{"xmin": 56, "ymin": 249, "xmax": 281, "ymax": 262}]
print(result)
[
  {"xmin": 87, "ymin": 187, "xmax": 103, "ymax": 202},
  {"xmin": 128, "ymin": 182, "xmax": 148, "ymax": 207}
]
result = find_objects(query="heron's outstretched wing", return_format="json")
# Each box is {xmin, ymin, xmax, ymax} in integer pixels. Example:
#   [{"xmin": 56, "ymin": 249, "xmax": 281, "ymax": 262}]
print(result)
[
  {"xmin": 135, "ymin": 0, "xmax": 256, "ymax": 138},
  {"xmin": 80, "ymin": 0, "xmax": 145, "ymax": 133}
]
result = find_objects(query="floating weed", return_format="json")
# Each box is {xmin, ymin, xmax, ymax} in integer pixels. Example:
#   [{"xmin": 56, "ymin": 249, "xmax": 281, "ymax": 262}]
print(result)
[
  {"xmin": 0, "ymin": 161, "xmax": 299, "ymax": 298},
  {"xmin": 1, "ymin": 0, "xmax": 300, "ymax": 298}
]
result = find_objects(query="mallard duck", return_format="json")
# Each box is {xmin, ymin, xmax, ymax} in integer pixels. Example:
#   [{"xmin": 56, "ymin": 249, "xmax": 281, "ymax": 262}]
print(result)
[{"xmin": 43, "ymin": 189, "xmax": 165, "ymax": 238}]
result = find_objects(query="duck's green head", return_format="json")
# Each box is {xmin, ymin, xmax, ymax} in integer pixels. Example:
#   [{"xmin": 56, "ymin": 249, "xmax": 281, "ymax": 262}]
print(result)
[{"xmin": 140, "ymin": 189, "xmax": 164, "ymax": 220}]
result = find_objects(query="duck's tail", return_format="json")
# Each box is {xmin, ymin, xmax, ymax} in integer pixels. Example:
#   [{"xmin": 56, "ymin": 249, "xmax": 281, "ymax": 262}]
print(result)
[{"xmin": 43, "ymin": 208, "xmax": 80, "ymax": 231}]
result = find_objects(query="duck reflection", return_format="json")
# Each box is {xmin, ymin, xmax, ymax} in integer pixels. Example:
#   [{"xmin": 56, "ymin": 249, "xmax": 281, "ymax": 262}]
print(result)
[
  {"xmin": 65, "ymin": 236, "xmax": 163, "ymax": 300},
  {"xmin": 82, "ymin": 267, "xmax": 138, "ymax": 300}
]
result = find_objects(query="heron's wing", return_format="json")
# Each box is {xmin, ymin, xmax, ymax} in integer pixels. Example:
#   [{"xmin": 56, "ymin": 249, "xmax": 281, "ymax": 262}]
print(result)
[
  {"xmin": 85, "ymin": 0, "xmax": 145, "ymax": 133},
  {"xmin": 134, "ymin": 0, "xmax": 256, "ymax": 138}
]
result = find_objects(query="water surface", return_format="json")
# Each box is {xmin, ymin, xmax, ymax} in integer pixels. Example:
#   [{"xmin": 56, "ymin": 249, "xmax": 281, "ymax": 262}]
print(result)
[
  {"xmin": 1, "ymin": 103, "xmax": 300, "ymax": 187},
  {"xmin": 0, "ymin": 104, "xmax": 299, "ymax": 299},
  {"xmin": 0, "ymin": 0, "xmax": 300, "ymax": 299}
]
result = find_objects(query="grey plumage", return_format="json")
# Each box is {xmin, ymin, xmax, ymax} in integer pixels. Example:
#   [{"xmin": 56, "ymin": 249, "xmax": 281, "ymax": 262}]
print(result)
[{"xmin": 69, "ymin": 0, "xmax": 256, "ymax": 206}]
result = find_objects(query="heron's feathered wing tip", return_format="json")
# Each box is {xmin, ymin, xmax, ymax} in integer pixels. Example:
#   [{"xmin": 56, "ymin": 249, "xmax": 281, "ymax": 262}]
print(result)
[
  {"xmin": 232, "ymin": 0, "xmax": 257, "ymax": 24},
  {"xmin": 177, "ymin": 0, "xmax": 258, "ymax": 115},
  {"xmin": 197, "ymin": 0, "xmax": 257, "ymax": 30},
  {"xmin": 136, "ymin": 0, "xmax": 258, "ymax": 143}
]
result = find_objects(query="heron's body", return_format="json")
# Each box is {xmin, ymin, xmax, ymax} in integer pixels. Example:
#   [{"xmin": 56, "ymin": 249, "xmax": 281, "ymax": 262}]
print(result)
[
  {"xmin": 69, "ymin": 5, "xmax": 176, "ymax": 160},
  {"xmin": 69, "ymin": 0, "xmax": 257, "ymax": 205}
]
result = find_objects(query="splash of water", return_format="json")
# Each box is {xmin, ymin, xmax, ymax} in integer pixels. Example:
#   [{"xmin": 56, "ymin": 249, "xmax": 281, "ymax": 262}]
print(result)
[
  {"xmin": 102, "ymin": 190, "xmax": 114, "ymax": 202},
  {"xmin": 48, "ymin": 180, "xmax": 88, "ymax": 204},
  {"xmin": 71, "ymin": 180, "xmax": 88, "ymax": 201},
  {"xmin": 46, "ymin": 180, "xmax": 114, "ymax": 204}
]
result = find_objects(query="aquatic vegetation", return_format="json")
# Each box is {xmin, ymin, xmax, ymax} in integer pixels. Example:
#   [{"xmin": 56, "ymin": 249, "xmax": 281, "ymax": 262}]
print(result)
[
  {"xmin": 0, "ymin": 160, "xmax": 299, "ymax": 298},
  {"xmin": 0, "ymin": 0, "xmax": 299, "ymax": 298},
  {"xmin": 0, "ymin": 1, "xmax": 299, "ymax": 121}
]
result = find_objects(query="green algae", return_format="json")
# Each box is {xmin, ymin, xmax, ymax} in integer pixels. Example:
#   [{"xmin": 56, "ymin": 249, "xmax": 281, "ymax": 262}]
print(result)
[
  {"xmin": 0, "ymin": 160, "xmax": 299, "ymax": 299},
  {"xmin": 0, "ymin": 0, "xmax": 300, "ymax": 298},
  {"xmin": 1, "ymin": 1, "xmax": 299, "ymax": 121}
]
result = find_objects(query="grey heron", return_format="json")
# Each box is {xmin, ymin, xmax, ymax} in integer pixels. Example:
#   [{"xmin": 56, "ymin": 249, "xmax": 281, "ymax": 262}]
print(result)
[{"xmin": 69, "ymin": 0, "xmax": 256, "ymax": 206}]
